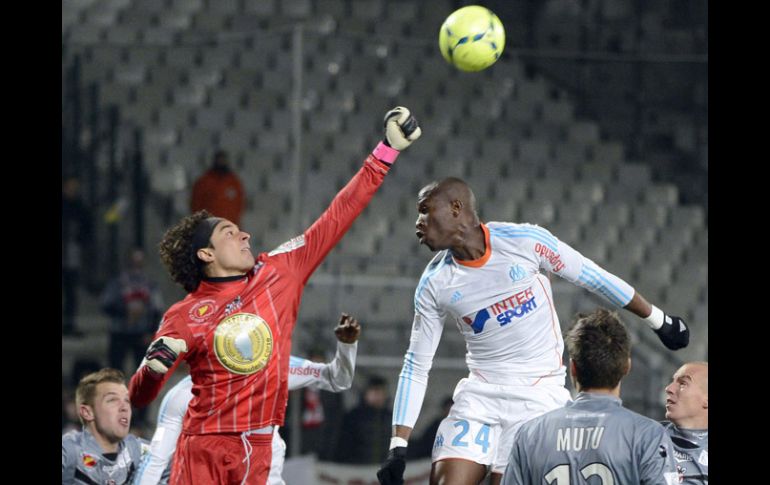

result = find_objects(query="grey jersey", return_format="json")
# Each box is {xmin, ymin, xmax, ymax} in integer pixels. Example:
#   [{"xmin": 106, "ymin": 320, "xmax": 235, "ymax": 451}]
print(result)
[
  {"xmin": 662, "ymin": 422, "xmax": 708, "ymax": 485},
  {"xmin": 503, "ymin": 393, "xmax": 678, "ymax": 485},
  {"xmin": 62, "ymin": 428, "xmax": 147, "ymax": 485}
]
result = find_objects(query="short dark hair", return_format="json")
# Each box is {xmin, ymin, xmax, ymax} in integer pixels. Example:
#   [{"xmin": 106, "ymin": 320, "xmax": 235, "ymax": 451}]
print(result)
[
  {"xmin": 76, "ymin": 368, "xmax": 126, "ymax": 425},
  {"xmin": 565, "ymin": 308, "xmax": 631, "ymax": 390},
  {"xmin": 366, "ymin": 375, "xmax": 388, "ymax": 390},
  {"xmin": 159, "ymin": 210, "xmax": 214, "ymax": 292}
]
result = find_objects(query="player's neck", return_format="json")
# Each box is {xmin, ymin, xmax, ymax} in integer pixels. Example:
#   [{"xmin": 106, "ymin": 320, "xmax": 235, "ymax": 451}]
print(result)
[
  {"xmin": 579, "ymin": 386, "xmax": 621, "ymax": 398},
  {"xmin": 674, "ymin": 415, "xmax": 708, "ymax": 430},
  {"xmin": 451, "ymin": 223, "xmax": 485, "ymax": 261},
  {"xmin": 88, "ymin": 426, "xmax": 120, "ymax": 453}
]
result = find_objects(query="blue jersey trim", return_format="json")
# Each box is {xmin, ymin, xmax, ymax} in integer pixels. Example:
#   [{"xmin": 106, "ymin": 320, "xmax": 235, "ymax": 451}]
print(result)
[
  {"xmin": 489, "ymin": 227, "xmax": 559, "ymax": 252},
  {"xmin": 394, "ymin": 351, "xmax": 415, "ymax": 424},
  {"xmin": 582, "ymin": 262, "xmax": 632, "ymax": 306}
]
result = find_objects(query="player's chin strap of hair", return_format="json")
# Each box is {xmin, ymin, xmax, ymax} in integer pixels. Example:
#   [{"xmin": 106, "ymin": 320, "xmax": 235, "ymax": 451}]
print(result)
[{"xmin": 190, "ymin": 217, "xmax": 224, "ymax": 264}]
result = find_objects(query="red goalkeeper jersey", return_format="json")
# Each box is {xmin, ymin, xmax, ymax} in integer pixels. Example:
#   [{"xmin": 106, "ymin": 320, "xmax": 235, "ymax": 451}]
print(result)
[{"xmin": 129, "ymin": 153, "xmax": 391, "ymax": 434}]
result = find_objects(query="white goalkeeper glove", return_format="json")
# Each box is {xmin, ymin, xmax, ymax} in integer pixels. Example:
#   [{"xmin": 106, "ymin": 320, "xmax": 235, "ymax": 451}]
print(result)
[{"xmin": 383, "ymin": 106, "xmax": 422, "ymax": 151}]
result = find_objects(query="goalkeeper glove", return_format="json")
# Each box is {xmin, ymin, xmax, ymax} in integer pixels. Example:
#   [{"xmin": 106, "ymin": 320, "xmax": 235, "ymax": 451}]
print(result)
[
  {"xmin": 383, "ymin": 106, "xmax": 422, "ymax": 151},
  {"xmin": 142, "ymin": 336, "xmax": 187, "ymax": 374}
]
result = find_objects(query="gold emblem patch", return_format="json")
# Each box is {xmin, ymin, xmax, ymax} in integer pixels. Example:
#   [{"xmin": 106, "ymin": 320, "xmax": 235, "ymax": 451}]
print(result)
[{"xmin": 213, "ymin": 313, "xmax": 273, "ymax": 375}]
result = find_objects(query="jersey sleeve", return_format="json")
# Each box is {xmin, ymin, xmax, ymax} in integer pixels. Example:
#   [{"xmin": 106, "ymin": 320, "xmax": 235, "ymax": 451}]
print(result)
[
  {"xmin": 266, "ymin": 152, "xmax": 391, "ymax": 285},
  {"xmin": 525, "ymin": 223, "xmax": 635, "ymax": 308},
  {"xmin": 392, "ymin": 264, "xmax": 446, "ymax": 429},
  {"xmin": 129, "ymin": 310, "xmax": 194, "ymax": 409},
  {"xmin": 134, "ymin": 377, "xmax": 193, "ymax": 485},
  {"xmin": 639, "ymin": 426, "xmax": 680, "ymax": 485}
]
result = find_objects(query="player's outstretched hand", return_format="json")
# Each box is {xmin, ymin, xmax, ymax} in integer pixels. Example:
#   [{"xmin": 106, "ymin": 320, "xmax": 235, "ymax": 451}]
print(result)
[
  {"xmin": 383, "ymin": 106, "xmax": 421, "ymax": 150},
  {"xmin": 377, "ymin": 446, "xmax": 407, "ymax": 485},
  {"xmin": 334, "ymin": 313, "xmax": 361, "ymax": 344},
  {"xmin": 653, "ymin": 314, "xmax": 690, "ymax": 350}
]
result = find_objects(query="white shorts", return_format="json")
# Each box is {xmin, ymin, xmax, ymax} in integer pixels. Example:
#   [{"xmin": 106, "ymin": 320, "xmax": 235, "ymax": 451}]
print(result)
[
  {"xmin": 269, "ymin": 428, "xmax": 286, "ymax": 485},
  {"xmin": 431, "ymin": 377, "xmax": 571, "ymax": 474}
]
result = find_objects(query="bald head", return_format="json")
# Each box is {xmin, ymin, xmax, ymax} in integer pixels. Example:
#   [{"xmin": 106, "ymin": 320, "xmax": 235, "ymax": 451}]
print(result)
[
  {"xmin": 665, "ymin": 361, "xmax": 708, "ymax": 429},
  {"xmin": 415, "ymin": 177, "xmax": 485, "ymax": 255},
  {"xmin": 418, "ymin": 177, "xmax": 478, "ymax": 217}
]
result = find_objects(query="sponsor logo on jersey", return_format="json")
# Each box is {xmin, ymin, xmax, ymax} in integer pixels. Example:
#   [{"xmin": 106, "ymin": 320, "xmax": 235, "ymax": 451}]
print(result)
[
  {"xmin": 82, "ymin": 453, "xmax": 97, "ymax": 468},
  {"xmin": 290, "ymin": 366, "xmax": 321, "ymax": 378},
  {"xmin": 213, "ymin": 313, "xmax": 273, "ymax": 375},
  {"xmin": 451, "ymin": 291, "xmax": 463, "ymax": 303},
  {"xmin": 223, "ymin": 296, "xmax": 242, "ymax": 317},
  {"xmin": 509, "ymin": 264, "xmax": 527, "ymax": 283},
  {"xmin": 268, "ymin": 235, "xmax": 306, "ymax": 256},
  {"xmin": 461, "ymin": 287, "xmax": 537, "ymax": 334},
  {"xmin": 534, "ymin": 242, "xmax": 565, "ymax": 272},
  {"xmin": 673, "ymin": 450, "xmax": 693, "ymax": 463},
  {"xmin": 189, "ymin": 299, "xmax": 218, "ymax": 323}
]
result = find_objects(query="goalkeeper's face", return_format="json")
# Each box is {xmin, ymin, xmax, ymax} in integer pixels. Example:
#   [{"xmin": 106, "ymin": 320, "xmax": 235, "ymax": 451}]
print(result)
[
  {"xmin": 89, "ymin": 382, "xmax": 132, "ymax": 443},
  {"xmin": 204, "ymin": 220, "xmax": 256, "ymax": 276}
]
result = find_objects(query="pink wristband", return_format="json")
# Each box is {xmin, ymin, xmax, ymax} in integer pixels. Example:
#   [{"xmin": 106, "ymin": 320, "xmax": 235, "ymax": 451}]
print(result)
[{"xmin": 372, "ymin": 141, "xmax": 400, "ymax": 165}]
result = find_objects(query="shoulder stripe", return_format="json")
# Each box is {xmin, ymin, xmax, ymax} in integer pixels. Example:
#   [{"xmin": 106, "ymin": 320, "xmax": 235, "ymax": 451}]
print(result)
[
  {"xmin": 489, "ymin": 225, "xmax": 558, "ymax": 245},
  {"xmin": 489, "ymin": 228, "xmax": 558, "ymax": 252}
]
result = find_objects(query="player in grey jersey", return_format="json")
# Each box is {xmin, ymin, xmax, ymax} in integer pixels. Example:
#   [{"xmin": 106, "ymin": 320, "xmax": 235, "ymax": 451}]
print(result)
[
  {"xmin": 502, "ymin": 309, "xmax": 678, "ymax": 485},
  {"xmin": 662, "ymin": 362, "xmax": 708, "ymax": 484},
  {"xmin": 62, "ymin": 368, "xmax": 148, "ymax": 485}
]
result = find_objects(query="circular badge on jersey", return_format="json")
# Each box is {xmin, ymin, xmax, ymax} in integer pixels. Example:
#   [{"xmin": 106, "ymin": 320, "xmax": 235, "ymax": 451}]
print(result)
[{"xmin": 213, "ymin": 313, "xmax": 273, "ymax": 375}]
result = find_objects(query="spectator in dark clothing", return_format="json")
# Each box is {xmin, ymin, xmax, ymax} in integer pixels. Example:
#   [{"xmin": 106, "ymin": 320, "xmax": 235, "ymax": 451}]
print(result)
[
  {"xmin": 408, "ymin": 395, "xmax": 454, "ymax": 459},
  {"xmin": 335, "ymin": 375, "xmax": 392, "ymax": 464},
  {"xmin": 101, "ymin": 248, "xmax": 164, "ymax": 373},
  {"xmin": 62, "ymin": 175, "xmax": 93, "ymax": 336}
]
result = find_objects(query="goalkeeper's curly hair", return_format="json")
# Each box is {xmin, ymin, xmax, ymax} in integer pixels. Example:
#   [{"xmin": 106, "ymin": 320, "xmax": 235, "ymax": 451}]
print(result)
[{"xmin": 159, "ymin": 210, "xmax": 213, "ymax": 293}]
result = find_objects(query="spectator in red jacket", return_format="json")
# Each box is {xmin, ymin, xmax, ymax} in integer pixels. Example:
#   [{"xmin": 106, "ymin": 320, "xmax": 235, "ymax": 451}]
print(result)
[{"xmin": 190, "ymin": 150, "xmax": 245, "ymax": 225}]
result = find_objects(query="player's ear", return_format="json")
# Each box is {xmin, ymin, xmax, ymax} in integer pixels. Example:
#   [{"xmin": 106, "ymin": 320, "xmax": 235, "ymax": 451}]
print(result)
[
  {"xmin": 79, "ymin": 404, "xmax": 95, "ymax": 423},
  {"xmin": 625, "ymin": 357, "xmax": 632, "ymax": 376},
  {"xmin": 197, "ymin": 247, "xmax": 215, "ymax": 263},
  {"xmin": 451, "ymin": 199, "xmax": 463, "ymax": 216}
]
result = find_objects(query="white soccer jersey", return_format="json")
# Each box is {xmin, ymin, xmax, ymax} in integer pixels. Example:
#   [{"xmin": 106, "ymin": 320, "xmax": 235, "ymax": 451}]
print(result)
[
  {"xmin": 133, "ymin": 341, "xmax": 357, "ymax": 485},
  {"xmin": 393, "ymin": 222, "xmax": 634, "ymax": 428}
]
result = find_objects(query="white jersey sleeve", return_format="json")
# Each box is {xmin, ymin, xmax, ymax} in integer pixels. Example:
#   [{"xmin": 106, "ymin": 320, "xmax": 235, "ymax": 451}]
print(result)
[
  {"xmin": 134, "ymin": 376, "xmax": 193, "ymax": 485},
  {"xmin": 392, "ymin": 252, "xmax": 451, "ymax": 429},
  {"xmin": 287, "ymin": 341, "xmax": 358, "ymax": 392},
  {"xmin": 525, "ymin": 223, "xmax": 635, "ymax": 308}
]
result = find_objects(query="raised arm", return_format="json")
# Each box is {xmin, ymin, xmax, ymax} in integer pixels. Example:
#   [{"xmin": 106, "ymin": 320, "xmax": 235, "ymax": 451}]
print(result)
[
  {"xmin": 528, "ymin": 223, "xmax": 689, "ymax": 350},
  {"xmin": 267, "ymin": 107, "xmax": 422, "ymax": 284}
]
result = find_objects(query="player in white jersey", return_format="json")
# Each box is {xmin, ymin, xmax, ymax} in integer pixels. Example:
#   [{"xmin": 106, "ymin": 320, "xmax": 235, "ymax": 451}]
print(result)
[
  {"xmin": 134, "ymin": 314, "xmax": 360, "ymax": 485},
  {"xmin": 376, "ymin": 178, "xmax": 690, "ymax": 485}
]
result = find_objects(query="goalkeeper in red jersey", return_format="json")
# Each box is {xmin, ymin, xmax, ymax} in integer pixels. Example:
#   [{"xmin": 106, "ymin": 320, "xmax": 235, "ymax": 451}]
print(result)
[{"xmin": 129, "ymin": 107, "xmax": 421, "ymax": 484}]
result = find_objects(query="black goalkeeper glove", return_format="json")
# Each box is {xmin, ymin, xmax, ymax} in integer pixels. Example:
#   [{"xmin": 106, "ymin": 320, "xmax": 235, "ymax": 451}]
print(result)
[
  {"xmin": 377, "ymin": 446, "xmax": 407, "ymax": 485},
  {"xmin": 654, "ymin": 314, "xmax": 690, "ymax": 350}
]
